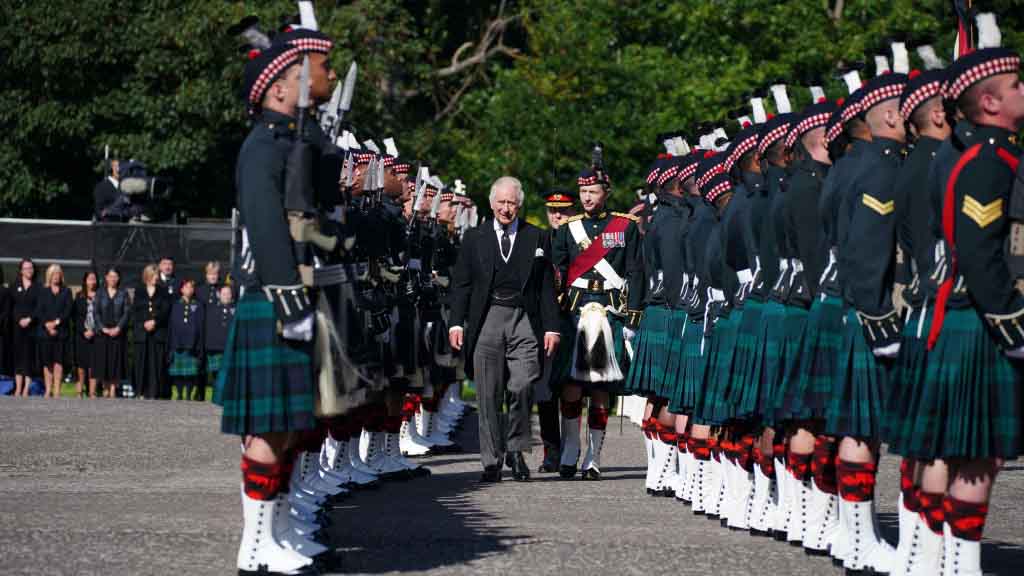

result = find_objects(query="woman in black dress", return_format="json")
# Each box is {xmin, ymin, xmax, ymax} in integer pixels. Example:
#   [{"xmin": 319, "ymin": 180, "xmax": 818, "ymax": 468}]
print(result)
[
  {"xmin": 11, "ymin": 258, "xmax": 39, "ymax": 397},
  {"xmin": 36, "ymin": 264, "xmax": 73, "ymax": 398},
  {"xmin": 0, "ymin": 266, "xmax": 11, "ymax": 377},
  {"xmin": 94, "ymin": 267, "xmax": 129, "ymax": 398},
  {"xmin": 132, "ymin": 264, "xmax": 170, "ymax": 399},
  {"xmin": 73, "ymin": 270, "xmax": 99, "ymax": 398}
]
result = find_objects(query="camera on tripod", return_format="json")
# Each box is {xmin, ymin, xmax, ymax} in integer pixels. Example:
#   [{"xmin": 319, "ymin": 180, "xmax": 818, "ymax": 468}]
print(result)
[{"xmin": 117, "ymin": 160, "xmax": 172, "ymax": 221}]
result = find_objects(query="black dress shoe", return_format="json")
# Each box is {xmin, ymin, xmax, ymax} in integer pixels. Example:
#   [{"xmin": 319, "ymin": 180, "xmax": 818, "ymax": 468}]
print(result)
[
  {"xmin": 511, "ymin": 452, "xmax": 531, "ymax": 482},
  {"xmin": 479, "ymin": 466, "xmax": 502, "ymax": 483},
  {"xmin": 505, "ymin": 453, "xmax": 515, "ymax": 470},
  {"xmin": 537, "ymin": 451, "xmax": 561, "ymax": 473},
  {"xmin": 559, "ymin": 465, "xmax": 577, "ymax": 479},
  {"xmin": 580, "ymin": 468, "xmax": 601, "ymax": 481}
]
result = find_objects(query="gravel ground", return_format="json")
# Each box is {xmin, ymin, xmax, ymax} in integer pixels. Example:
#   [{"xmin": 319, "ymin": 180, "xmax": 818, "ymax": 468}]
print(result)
[{"xmin": 1, "ymin": 397, "xmax": 1021, "ymax": 575}]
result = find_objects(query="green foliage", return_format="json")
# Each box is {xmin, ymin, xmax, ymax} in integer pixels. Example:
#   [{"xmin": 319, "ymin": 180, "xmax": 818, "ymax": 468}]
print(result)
[{"xmin": 2, "ymin": 0, "xmax": 1022, "ymax": 222}]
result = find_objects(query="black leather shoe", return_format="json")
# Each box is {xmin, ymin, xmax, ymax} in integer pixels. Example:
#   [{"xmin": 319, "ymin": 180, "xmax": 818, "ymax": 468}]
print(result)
[
  {"xmin": 505, "ymin": 453, "xmax": 515, "ymax": 470},
  {"xmin": 580, "ymin": 468, "xmax": 601, "ymax": 481},
  {"xmin": 511, "ymin": 452, "xmax": 531, "ymax": 482},
  {"xmin": 537, "ymin": 449, "xmax": 561, "ymax": 473},
  {"xmin": 479, "ymin": 466, "xmax": 502, "ymax": 483},
  {"xmin": 559, "ymin": 465, "xmax": 577, "ymax": 479}
]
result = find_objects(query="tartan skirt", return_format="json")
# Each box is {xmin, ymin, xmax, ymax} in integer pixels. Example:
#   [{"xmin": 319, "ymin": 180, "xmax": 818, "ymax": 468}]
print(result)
[
  {"xmin": 728, "ymin": 299, "xmax": 763, "ymax": 410},
  {"xmin": 771, "ymin": 304, "xmax": 811, "ymax": 423},
  {"xmin": 206, "ymin": 352, "xmax": 223, "ymax": 374},
  {"xmin": 696, "ymin": 311, "xmax": 741, "ymax": 426},
  {"xmin": 668, "ymin": 318, "xmax": 706, "ymax": 415},
  {"xmin": 661, "ymin": 309, "xmax": 690, "ymax": 406},
  {"xmin": 825, "ymin": 309, "xmax": 893, "ymax": 440},
  {"xmin": 168, "ymin": 351, "xmax": 200, "ymax": 377},
  {"xmin": 883, "ymin": 305, "xmax": 931, "ymax": 454},
  {"xmin": 747, "ymin": 300, "xmax": 787, "ymax": 426},
  {"xmin": 895, "ymin": 308, "xmax": 1021, "ymax": 460},
  {"xmin": 788, "ymin": 295, "xmax": 844, "ymax": 420},
  {"xmin": 214, "ymin": 292, "xmax": 316, "ymax": 436},
  {"xmin": 624, "ymin": 306, "xmax": 672, "ymax": 397}
]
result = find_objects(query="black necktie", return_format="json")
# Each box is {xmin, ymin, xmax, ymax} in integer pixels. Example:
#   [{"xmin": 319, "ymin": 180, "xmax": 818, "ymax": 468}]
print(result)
[{"xmin": 500, "ymin": 225, "xmax": 511, "ymax": 260}]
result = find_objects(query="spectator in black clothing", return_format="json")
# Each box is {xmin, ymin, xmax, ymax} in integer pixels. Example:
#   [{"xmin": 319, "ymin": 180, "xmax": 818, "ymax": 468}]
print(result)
[
  {"xmin": 157, "ymin": 256, "xmax": 178, "ymax": 300},
  {"xmin": 12, "ymin": 259, "xmax": 39, "ymax": 397},
  {"xmin": 36, "ymin": 264, "xmax": 72, "ymax": 398},
  {"xmin": 132, "ymin": 264, "xmax": 170, "ymax": 400},
  {"xmin": 196, "ymin": 261, "xmax": 223, "ymax": 309},
  {"xmin": 0, "ymin": 266, "xmax": 11, "ymax": 377},
  {"xmin": 73, "ymin": 270, "xmax": 99, "ymax": 398},
  {"xmin": 202, "ymin": 284, "xmax": 235, "ymax": 400},
  {"xmin": 168, "ymin": 278, "xmax": 203, "ymax": 400},
  {"xmin": 95, "ymin": 267, "xmax": 129, "ymax": 398},
  {"xmin": 94, "ymin": 159, "xmax": 123, "ymax": 222}
]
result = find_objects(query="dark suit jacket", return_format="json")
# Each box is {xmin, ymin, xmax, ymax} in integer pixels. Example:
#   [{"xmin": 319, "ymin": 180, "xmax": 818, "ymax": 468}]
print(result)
[{"xmin": 449, "ymin": 218, "xmax": 560, "ymax": 379}]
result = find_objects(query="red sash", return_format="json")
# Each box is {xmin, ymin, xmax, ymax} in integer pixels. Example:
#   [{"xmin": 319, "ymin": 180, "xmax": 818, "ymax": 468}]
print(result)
[{"xmin": 567, "ymin": 215, "xmax": 631, "ymax": 287}]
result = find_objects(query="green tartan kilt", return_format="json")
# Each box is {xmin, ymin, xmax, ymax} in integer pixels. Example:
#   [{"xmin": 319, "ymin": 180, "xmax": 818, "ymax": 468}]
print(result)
[
  {"xmin": 661, "ymin": 309, "xmax": 690, "ymax": 406},
  {"xmin": 568, "ymin": 296, "xmax": 629, "ymax": 395},
  {"xmin": 787, "ymin": 295, "xmax": 844, "ymax": 420},
  {"xmin": 168, "ymin": 351, "xmax": 200, "ymax": 377},
  {"xmin": 825, "ymin": 309, "xmax": 893, "ymax": 439},
  {"xmin": 668, "ymin": 318, "xmax": 706, "ymax": 415},
  {"xmin": 883, "ymin": 305, "xmax": 930, "ymax": 454},
  {"xmin": 213, "ymin": 292, "xmax": 316, "ymax": 436},
  {"xmin": 624, "ymin": 306, "xmax": 672, "ymax": 397},
  {"xmin": 771, "ymin": 304, "xmax": 811, "ymax": 423},
  {"xmin": 206, "ymin": 352, "xmax": 223, "ymax": 374},
  {"xmin": 696, "ymin": 311, "xmax": 740, "ymax": 426},
  {"xmin": 728, "ymin": 299, "xmax": 763, "ymax": 410},
  {"xmin": 751, "ymin": 300, "xmax": 788, "ymax": 427},
  {"xmin": 895, "ymin": 308, "xmax": 1022, "ymax": 460}
]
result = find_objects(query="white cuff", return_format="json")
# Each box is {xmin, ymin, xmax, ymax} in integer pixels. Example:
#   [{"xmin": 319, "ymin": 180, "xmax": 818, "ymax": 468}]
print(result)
[
  {"xmin": 544, "ymin": 331, "xmax": 560, "ymax": 338},
  {"xmin": 282, "ymin": 314, "xmax": 314, "ymax": 342},
  {"xmin": 449, "ymin": 326, "xmax": 464, "ymax": 334}
]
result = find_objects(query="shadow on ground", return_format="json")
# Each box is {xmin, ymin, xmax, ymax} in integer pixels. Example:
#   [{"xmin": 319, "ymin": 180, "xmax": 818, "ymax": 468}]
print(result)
[{"xmin": 326, "ymin": 410, "xmax": 531, "ymax": 573}]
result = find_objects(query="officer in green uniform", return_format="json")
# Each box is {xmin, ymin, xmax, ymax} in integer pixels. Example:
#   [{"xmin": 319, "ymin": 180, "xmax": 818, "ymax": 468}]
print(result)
[
  {"xmin": 552, "ymin": 160, "xmax": 644, "ymax": 481},
  {"xmin": 537, "ymin": 186, "xmax": 578, "ymax": 473},
  {"xmin": 924, "ymin": 45, "xmax": 1024, "ymax": 575}
]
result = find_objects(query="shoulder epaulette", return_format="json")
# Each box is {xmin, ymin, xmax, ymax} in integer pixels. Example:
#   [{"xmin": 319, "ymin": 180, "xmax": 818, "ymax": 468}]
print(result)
[
  {"xmin": 565, "ymin": 214, "xmax": 585, "ymax": 223},
  {"xmin": 611, "ymin": 211, "xmax": 640, "ymax": 223}
]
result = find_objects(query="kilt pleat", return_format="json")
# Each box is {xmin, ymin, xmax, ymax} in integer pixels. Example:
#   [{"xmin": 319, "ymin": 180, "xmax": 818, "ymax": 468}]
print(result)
[
  {"xmin": 883, "ymin": 305, "xmax": 930, "ymax": 454},
  {"xmin": 168, "ymin": 351, "xmax": 200, "ymax": 377},
  {"xmin": 668, "ymin": 318, "xmax": 706, "ymax": 414},
  {"xmin": 660, "ymin": 309, "xmax": 689, "ymax": 405},
  {"xmin": 897, "ymin": 308, "xmax": 1021, "ymax": 460},
  {"xmin": 728, "ymin": 299, "xmax": 763, "ymax": 411},
  {"xmin": 825, "ymin": 309, "xmax": 892, "ymax": 439},
  {"xmin": 751, "ymin": 301, "xmax": 787, "ymax": 427},
  {"xmin": 791, "ymin": 295, "xmax": 844, "ymax": 420},
  {"xmin": 771, "ymin": 304, "xmax": 811, "ymax": 423},
  {"xmin": 214, "ymin": 292, "xmax": 316, "ymax": 436},
  {"xmin": 696, "ymin": 311, "xmax": 740, "ymax": 426},
  {"xmin": 624, "ymin": 306, "xmax": 672, "ymax": 397}
]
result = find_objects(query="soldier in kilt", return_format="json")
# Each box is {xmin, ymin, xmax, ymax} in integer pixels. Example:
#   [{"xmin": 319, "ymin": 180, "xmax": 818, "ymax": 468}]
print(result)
[
  {"xmin": 918, "ymin": 44, "xmax": 1024, "ymax": 574},
  {"xmin": 537, "ymin": 187, "xmax": 578, "ymax": 473},
  {"xmin": 882, "ymin": 64, "xmax": 953, "ymax": 575},
  {"xmin": 627, "ymin": 154, "xmax": 691, "ymax": 496},
  {"xmin": 828, "ymin": 70, "xmax": 911, "ymax": 574},
  {"xmin": 551, "ymin": 156, "xmax": 644, "ymax": 481},
  {"xmin": 214, "ymin": 19, "xmax": 342, "ymax": 573}
]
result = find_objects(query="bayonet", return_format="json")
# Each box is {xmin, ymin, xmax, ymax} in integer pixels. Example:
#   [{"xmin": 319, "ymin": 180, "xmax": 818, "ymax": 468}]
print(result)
[
  {"xmin": 319, "ymin": 83, "xmax": 342, "ymax": 134},
  {"xmin": 333, "ymin": 61, "xmax": 357, "ymax": 136}
]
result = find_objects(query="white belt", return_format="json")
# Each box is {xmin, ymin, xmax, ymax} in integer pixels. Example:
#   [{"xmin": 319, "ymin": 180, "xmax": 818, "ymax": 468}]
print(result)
[
  {"xmin": 778, "ymin": 258, "xmax": 789, "ymax": 271},
  {"xmin": 736, "ymin": 268, "xmax": 753, "ymax": 284},
  {"xmin": 710, "ymin": 288, "xmax": 725, "ymax": 302}
]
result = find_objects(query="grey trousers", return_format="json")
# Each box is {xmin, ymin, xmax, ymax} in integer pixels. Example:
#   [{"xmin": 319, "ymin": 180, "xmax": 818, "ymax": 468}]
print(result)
[{"xmin": 474, "ymin": 305, "xmax": 539, "ymax": 469}]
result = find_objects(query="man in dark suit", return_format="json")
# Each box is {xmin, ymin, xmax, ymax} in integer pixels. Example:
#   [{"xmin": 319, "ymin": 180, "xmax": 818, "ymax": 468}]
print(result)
[{"xmin": 449, "ymin": 176, "xmax": 561, "ymax": 482}]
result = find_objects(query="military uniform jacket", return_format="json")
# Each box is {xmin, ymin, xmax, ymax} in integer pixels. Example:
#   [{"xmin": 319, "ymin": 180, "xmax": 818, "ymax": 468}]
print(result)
[
  {"xmin": 704, "ymin": 213, "xmax": 734, "ymax": 327},
  {"xmin": 684, "ymin": 198, "xmax": 717, "ymax": 323},
  {"xmin": 751, "ymin": 167, "xmax": 780, "ymax": 301},
  {"xmin": 784, "ymin": 157, "xmax": 830, "ymax": 307},
  {"xmin": 840, "ymin": 137, "xmax": 905, "ymax": 347},
  {"xmin": 819, "ymin": 140, "xmax": 867, "ymax": 297},
  {"xmin": 233, "ymin": 110, "xmax": 311, "ymax": 325},
  {"xmin": 131, "ymin": 287, "xmax": 170, "ymax": 344},
  {"xmin": 169, "ymin": 298, "xmax": 203, "ymax": 354},
  {"xmin": 552, "ymin": 210, "xmax": 644, "ymax": 327},
  {"xmin": 205, "ymin": 301, "xmax": 236, "ymax": 353},
  {"xmin": 926, "ymin": 123, "xmax": 976, "ymax": 308},
  {"xmin": 643, "ymin": 194, "xmax": 690, "ymax": 309},
  {"xmin": 766, "ymin": 165, "xmax": 793, "ymax": 303},
  {"xmin": 937, "ymin": 122, "xmax": 1024, "ymax": 349},
  {"xmin": 893, "ymin": 136, "xmax": 944, "ymax": 308},
  {"xmin": 718, "ymin": 190, "xmax": 750, "ymax": 307}
]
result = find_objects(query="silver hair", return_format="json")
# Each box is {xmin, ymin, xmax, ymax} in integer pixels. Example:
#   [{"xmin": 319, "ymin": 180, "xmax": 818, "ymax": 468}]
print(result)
[{"xmin": 489, "ymin": 176, "xmax": 525, "ymax": 206}]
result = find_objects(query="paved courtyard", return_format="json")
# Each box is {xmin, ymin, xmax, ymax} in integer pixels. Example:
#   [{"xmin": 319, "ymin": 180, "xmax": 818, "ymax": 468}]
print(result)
[{"xmin": 1, "ymin": 398, "xmax": 1022, "ymax": 575}]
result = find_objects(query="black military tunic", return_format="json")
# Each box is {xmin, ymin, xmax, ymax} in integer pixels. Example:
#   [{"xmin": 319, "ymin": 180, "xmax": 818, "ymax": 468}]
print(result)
[{"xmin": 784, "ymin": 156, "xmax": 830, "ymax": 306}]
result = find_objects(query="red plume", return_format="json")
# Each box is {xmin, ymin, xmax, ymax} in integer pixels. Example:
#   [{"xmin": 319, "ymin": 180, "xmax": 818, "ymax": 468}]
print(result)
[
  {"xmin": 248, "ymin": 49, "xmax": 261, "ymax": 60},
  {"xmin": 909, "ymin": 69, "xmax": 922, "ymax": 80},
  {"xmin": 817, "ymin": 96, "xmax": 827, "ymax": 103},
  {"xmin": 837, "ymin": 97, "xmax": 845, "ymax": 107},
  {"xmin": 742, "ymin": 120, "xmax": 752, "ymax": 128}
]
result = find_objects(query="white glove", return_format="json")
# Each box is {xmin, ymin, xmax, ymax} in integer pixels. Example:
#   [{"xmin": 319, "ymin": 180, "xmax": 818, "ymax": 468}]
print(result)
[
  {"xmin": 1005, "ymin": 346, "xmax": 1024, "ymax": 359},
  {"xmin": 622, "ymin": 327, "xmax": 636, "ymax": 342},
  {"xmin": 282, "ymin": 314, "xmax": 314, "ymax": 342},
  {"xmin": 872, "ymin": 342, "xmax": 900, "ymax": 358}
]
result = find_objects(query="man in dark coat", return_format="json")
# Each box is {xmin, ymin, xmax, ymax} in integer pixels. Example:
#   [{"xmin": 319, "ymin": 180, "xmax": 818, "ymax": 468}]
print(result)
[{"xmin": 449, "ymin": 175, "xmax": 561, "ymax": 482}]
